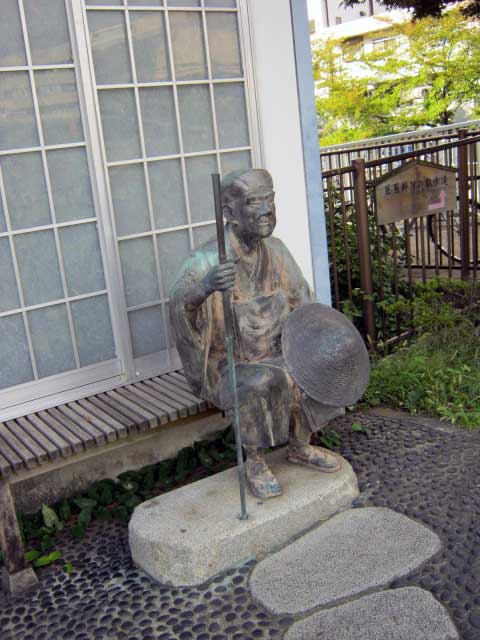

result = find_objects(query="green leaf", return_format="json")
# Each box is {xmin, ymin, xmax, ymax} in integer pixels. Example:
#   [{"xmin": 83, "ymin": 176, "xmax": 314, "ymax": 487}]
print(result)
[
  {"xmin": 78, "ymin": 506, "xmax": 93, "ymax": 528},
  {"xmin": 97, "ymin": 485, "xmax": 114, "ymax": 507},
  {"xmin": 71, "ymin": 524, "xmax": 85, "ymax": 540},
  {"xmin": 41, "ymin": 504, "xmax": 63, "ymax": 532},
  {"xmin": 33, "ymin": 555, "xmax": 53, "ymax": 568},
  {"xmin": 222, "ymin": 425, "xmax": 236, "ymax": 444},
  {"xmin": 64, "ymin": 562, "xmax": 74, "ymax": 575},
  {"xmin": 73, "ymin": 497, "xmax": 97, "ymax": 510},
  {"xmin": 25, "ymin": 549, "xmax": 41, "ymax": 562},
  {"xmin": 48, "ymin": 550, "xmax": 62, "ymax": 562},
  {"xmin": 118, "ymin": 480, "xmax": 139, "ymax": 494},
  {"xmin": 197, "ymin": 448, "xmax": 214, "ymax": 469},
  {"xmin": 351, "ymin": 422, "xmax": 367, "ymax": 433},
  {"xmin": 95, "ymin": 506, "xmax": 113, "ymax": 522},
  {"xmin": 208, "ymin": 447, "xmax": 227, "ymax": 463},
  {"xmin": 40, "ymin": 535, "xmax": 54, "ymax": 553},
  {"xmin": 58, "ymin": 500, "xmax": 71, "ymax": 522},
  {"xmin": 142, "ymin": 469, "xmax": 156, "ymax": 491}
]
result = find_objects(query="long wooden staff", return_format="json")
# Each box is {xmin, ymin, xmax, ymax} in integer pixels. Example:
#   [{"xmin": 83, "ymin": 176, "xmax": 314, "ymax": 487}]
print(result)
[{"xmin": 212, "ymin": 173, "xmax": 248, "ymax": 521}]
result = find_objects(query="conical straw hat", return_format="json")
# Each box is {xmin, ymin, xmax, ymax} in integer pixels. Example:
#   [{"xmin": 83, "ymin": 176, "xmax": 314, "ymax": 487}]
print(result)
[{"xmin": 282, "ymin": 303, "xmax": 370, "ymax": 407}]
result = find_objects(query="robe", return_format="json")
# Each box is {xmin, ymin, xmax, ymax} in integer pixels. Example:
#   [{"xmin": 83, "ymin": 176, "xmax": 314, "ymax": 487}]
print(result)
[{"xmin": 169, "ymin": 225, "xmax": 338, "ymax": 448}]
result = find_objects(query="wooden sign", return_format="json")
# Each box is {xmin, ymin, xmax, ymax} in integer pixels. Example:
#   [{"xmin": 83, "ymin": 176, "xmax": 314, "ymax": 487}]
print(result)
[{"xmin": 375, "ymin": 160, "xmax": 457, "ymax": 225}]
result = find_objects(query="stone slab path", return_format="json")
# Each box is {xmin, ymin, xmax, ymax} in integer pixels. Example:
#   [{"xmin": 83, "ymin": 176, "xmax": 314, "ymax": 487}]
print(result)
[
  {"xmin": 283, "ymin": 587, "xmax": 459, "ymax": 640},
  {"xmin": 250, "ymin": 507, "xmax": 441, "ymax": 614}
]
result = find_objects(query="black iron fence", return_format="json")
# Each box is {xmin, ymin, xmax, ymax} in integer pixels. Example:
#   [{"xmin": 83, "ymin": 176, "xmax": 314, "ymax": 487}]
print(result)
[{"xmin": 321, "ymin": 126, "xmax": 480, "ymax": 349}]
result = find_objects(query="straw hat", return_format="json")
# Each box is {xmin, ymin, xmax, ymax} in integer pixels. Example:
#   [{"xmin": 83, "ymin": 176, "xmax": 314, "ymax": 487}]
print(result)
[{"xmin": 282, "ymin": 303, "xmax": 370, "ymax": 407}]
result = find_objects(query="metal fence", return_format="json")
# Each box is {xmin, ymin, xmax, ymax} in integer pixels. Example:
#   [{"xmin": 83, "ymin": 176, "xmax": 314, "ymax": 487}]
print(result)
[{"xmin": 321, "ymin": 124, "xmax": 480, "ymax": 348}]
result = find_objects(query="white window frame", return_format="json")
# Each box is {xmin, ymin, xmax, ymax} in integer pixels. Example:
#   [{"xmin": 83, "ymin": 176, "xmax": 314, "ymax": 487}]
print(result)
[{"xmin": 0, "ymin": 0, "xmax": 263, "ymax": 421}]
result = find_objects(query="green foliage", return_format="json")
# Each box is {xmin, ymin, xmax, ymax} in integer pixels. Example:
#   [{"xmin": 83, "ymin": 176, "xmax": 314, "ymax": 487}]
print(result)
[
  {"xmin": 319, "ymin": 429, "xmax": 341, "ymax": 449},
  {"xmin": 0, "ymin": 425, "xmax": 240, "ymax": 572},
  {"xmin": 343, "ymin": 0, "xmax": 480, "ymax": 20},
  {"xmin": 326, "ymin": 189, "xmax": 408, "ymax": 340},
  {"xmin": 41, "ymin": 504, "xmax": 63, "ymax": 532},
  {"xmin": 313, "ymin": 8, "xmax": 480, "ymax": 144},
  {"xmin": 381, "ymin": 277, "xmax": 480, "ymax": 335},
  {"xmin": 363, "ymin": 279, "xmax": 480, "ymax": 427}
]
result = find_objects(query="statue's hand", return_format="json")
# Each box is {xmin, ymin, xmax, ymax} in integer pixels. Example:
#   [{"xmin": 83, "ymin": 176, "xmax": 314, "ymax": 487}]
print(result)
[{"xmin": 203, "ymin": 260, "xmax": 236, "ymax": 295}]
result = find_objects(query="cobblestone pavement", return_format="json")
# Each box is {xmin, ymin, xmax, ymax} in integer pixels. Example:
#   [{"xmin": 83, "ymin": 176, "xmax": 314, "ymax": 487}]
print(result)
[{"xmin": 1, "ymin": 411, "xmax": 479, "ymax": 640}]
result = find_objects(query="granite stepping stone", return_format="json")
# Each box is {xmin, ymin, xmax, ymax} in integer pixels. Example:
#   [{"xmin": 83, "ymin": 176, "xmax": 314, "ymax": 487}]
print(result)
[
  {"xmin": 284, "ymin": 587, "xmax": 459, "ymax": 640},
  {"xmin": 250, "ymin": 507, "xmax": 441, "ymax": 614}
]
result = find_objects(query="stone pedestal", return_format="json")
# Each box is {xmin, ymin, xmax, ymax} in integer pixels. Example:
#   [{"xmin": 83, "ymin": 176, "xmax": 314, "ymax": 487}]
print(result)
[{"xmin": 128, "ymin": 449, "xmax": 358, "ymax": 586}]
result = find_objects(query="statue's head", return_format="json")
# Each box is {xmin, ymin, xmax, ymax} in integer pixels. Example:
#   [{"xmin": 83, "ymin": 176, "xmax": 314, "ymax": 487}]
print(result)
[{"xmin": 221, "ymin": 168, "xmax": 276, "ymax": 242}]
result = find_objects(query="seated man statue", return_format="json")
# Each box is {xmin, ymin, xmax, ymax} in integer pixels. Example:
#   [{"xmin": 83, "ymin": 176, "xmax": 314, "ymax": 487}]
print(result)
[{"xmin": 170, "ymin": 168, "xmax": 366, "ymax": 499}]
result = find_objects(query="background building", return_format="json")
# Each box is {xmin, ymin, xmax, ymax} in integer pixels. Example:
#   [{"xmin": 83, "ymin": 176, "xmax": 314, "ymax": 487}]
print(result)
[{"xmin": 308, "ymin": 0, "xmax": 385, "ymax": 33}]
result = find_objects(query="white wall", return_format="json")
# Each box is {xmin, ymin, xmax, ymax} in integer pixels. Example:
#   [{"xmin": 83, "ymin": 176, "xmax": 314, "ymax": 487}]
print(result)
[
  {"xmin": 307, "ymin": 0, "xmax": 323, "ymax": 34},
  {"xmin": 248, "ymin": 0, "xmax": 315, "ymax": 287}
]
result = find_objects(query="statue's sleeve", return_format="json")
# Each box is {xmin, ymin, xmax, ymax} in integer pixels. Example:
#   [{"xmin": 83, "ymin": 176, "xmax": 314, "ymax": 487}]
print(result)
[
  {"xmin": 273, "ymin": 238, "xmax": 314, "ymax": 308},
  {"xmin": 169, "ymin": 251, "xmax": 212, "ymax": 396}
]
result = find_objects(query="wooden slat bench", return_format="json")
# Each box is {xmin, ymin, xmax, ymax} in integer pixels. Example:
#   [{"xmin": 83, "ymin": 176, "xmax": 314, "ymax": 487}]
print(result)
[{"xmin": 0, "ymin": 369, "xmax": 214, "ymax": 597}]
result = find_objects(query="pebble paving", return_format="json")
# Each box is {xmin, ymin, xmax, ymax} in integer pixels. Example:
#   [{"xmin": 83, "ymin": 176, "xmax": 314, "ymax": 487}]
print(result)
[{"xmin": 1, "ymin": 411, "xmax": 479, "ymax": 640}]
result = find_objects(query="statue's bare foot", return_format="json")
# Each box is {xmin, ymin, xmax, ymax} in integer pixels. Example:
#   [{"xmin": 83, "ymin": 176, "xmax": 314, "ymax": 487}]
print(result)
[
  {"xmin": 245, "ymin": 456, "xmax": 282, "ymax": 499},
  {"xmin": 287, "ymin": 444, "xmax": 341, "ymax": 472}
]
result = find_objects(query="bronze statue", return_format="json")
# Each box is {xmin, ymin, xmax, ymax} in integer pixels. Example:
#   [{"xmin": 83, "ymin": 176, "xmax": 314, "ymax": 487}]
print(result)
[{"xmin": 170, "ymin": 169, "xmax": 369, "ymax": 499}]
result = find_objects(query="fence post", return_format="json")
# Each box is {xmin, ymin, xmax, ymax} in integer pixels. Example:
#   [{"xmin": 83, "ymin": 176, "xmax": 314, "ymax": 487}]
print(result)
[
  {"xmin": 458, "ymin": 128, "xmax": 470, "ymax": 280},
  {"xmin": 352, "ymin": 158, "xmax": 376, "ymax": 348}
]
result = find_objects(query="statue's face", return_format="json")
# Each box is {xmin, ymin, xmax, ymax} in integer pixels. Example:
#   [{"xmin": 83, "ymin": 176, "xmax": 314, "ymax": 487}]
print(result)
[{"xmin": 232, "ymin": 183, "xmax": 276, "ymax": 241}]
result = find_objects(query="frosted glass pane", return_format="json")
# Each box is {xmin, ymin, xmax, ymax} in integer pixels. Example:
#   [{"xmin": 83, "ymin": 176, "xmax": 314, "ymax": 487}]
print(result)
[
  {"xmin": 0, "ymin": 238, "xmax": 20, "ymax": 313},
  {"xmin": 15, "ymin": 231, "xmax": 63, "ymax": 306},
  {"xmin": 193, "ymin": 223, "xmax": 215, "ymax": 248},
  {"xmin": 110, "ymin": 164, "xmax": 151, "ymax": 236},
  {"xmin": 29, "ymin": 304, "xmax": 76, "ymax": 378},
  {"xmin": 129, "ymin": 306, "xmax": 166, "ymax": 358},
  {"xmin": 149, "ymin": 159, "xmax": 187, "ymax": 229},
  {"xmin": 140, "ymin": 88, "xmax": 178, "ymax": 157},
  {"xmin": 87, "ymin": 11, "xmax": 131, "ymax": 85},
  {"xmin": 207, "ymin": 13, "xmax": 242, "ymax": 79},
  {"xmin": 131, "ymin": 11, "xmax": 170, "ymax": 82},
  {"xmin": 168, "ymin": 0, "xmax": 200, "ymax": 6},
  {"xmin": 60, "ymin": 224, "xmax": 106, "ymax": 297},
  {"xmin": 1, "ymin": 154, "xmax": 51, "ymax": 230},
  {"xmin": 98, "ymin": 90, "xmax": 141, "ymax": 162},
  {"xmin": 71, "ymin": 295, "xmax": 115, "ymax": 367},
  {"xmin": 177, "ymin": 85, "xmax": 214, "ymax": 153},
  {"xmin": 156, "ymin": 229, "xmax": 190, "ymax": 295},
  {"xmin": 0, "ymin": 0, "xmax": 26, "ymax": 66},
  {"xmin": 0, "ymin": 73, "xmax": 38, "ymax": 152},
  {"xmin": 48, "ymin": 148, "xmax": 95, "ymax": 223},
  {"xmin": 0, "ymin": 315, "xmax": 34, "ymax": 390},
  {"xmin": 170, "ymin": 12, "xmax": 207, "ymax": 80},
  {"xmin": 205, "ymin": 0, "xmax": 236, "ymax": 6},
  {"xmin": 186, "ymin": 155, "xmax": 216, "ymax": 224},
  {"xmin": 23, "ymin": 0, "xmax": 72, "ymax": 65},
  {"xmin": 119, "ymin": 237, "xmax": 159, "ymax": 307},
  {"xmin": 220, "ymin": 150, "xmax": 251, "ymax": 176},
  {"xmin": 214, "ymin": 83, "xmax": 249, "ymax": 149},
  {"xmin": 36, "ymin": 70, "xmax": 83, "ymax": 146}
]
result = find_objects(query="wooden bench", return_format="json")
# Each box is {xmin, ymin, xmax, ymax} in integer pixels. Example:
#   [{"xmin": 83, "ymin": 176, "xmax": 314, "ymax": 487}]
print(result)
[{"xmin": 0, "ymin": 369, "xmax": 212, "ymax": 596}]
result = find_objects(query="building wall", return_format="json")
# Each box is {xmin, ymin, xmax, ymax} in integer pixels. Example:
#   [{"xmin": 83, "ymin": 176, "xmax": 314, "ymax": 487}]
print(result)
[{"xmin": 307, "ymin": 0, "xmax": 385, "ymax": 33}]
